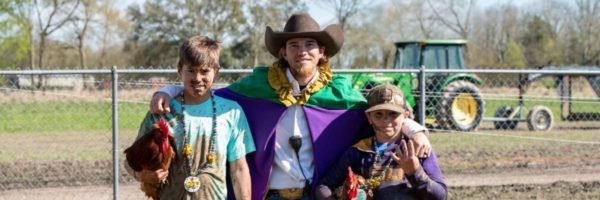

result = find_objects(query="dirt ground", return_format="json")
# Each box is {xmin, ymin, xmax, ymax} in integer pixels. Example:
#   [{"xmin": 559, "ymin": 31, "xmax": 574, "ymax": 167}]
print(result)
[
  {"xmin": 1, "ymin": 132, "xmax": 599, "ymax": 199},
  {"xmin": 1, "ymin": 174, "xmax": 599, "ymax": 199},
  {"xmin": 3, "ymin": 181, "xmax": 599, "ymax": 200},
  {"xmin": 1, "ymin": 162, "xmax": 598, "ymax": 199}
]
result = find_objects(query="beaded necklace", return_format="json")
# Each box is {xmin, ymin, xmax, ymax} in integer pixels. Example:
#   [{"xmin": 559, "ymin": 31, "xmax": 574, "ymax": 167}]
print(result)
[
  {"xmin": 179, "ymin": 91, "xmax": 218, "ymax": 193},
  {"xmin": 362, "ymin": 137, "xmax": 393, "ymax": 191}
]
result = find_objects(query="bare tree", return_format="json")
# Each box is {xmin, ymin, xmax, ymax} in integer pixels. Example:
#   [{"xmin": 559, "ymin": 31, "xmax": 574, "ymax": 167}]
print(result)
[
  {"xmin": 426, "ymin": 0, "xmax": 474, "ymax": 39},
  {"xmin": 244, "ymin": 0, "xmax": 304, "ymax": 67},
  {"xmin": 319, "ymin": 0, "xmax": 367, "ymax": 31},
  {"xmin": 348, "ymin": 1, "xmax": 409, "ymax": 68},
  {"xmin": 472, "ymin": 3, "xmax": 520, "ymax": 66},
  {"xmin": 536, "ymin": 0, "xmax": 569, "ymax": 36},
  {"xmin": 33, "ymin": 0, "xmax": 80, "ymax": 88},
  {"xmin": 319, "ymin": 0, "xmax": 373, "ymax": 68},
  {"xmin": 96, "ymin": 0, "xmax": 129, "ymax": 67},
  {"xmin": 69, "ymin": 0, "xmax": 97, "ymax": 69},
  {"xmin": 424, "ymin": 0, "xmax": 475, "ymax": 64},
  {"xmin": 34, "ymin": 0, "xmax": 81, "ymax": 69},
  {"xmin": 407, "ymin": 0, "xmax": 436, "ymax": 39},
  {"xmin": 203, "ymin": 0, "xmax": 246, "ymax": 40},
  {"xmin": 571, "ymin": 0, "xmax": 600, "ymax": 64},
  {"xmin": 126, "ymin": 0, "xmax": 247, "ymax": 67}
]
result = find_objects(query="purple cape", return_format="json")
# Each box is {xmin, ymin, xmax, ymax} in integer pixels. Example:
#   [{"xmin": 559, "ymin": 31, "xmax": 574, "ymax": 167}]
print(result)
[{"xmin": 215, "ymin": 88, "xmax": 371, "ymax": 199}]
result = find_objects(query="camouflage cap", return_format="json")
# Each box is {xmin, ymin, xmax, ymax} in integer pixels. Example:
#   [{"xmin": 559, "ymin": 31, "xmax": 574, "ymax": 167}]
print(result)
[{"xmin": 365, "ymin": 84, "xmax": 407, "ymax": 113}]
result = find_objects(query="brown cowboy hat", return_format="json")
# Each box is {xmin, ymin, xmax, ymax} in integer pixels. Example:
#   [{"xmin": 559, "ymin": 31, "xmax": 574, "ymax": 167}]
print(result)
[{"xmin": 265, "ymin": 13, "xmax": 344, "ymax": 58}]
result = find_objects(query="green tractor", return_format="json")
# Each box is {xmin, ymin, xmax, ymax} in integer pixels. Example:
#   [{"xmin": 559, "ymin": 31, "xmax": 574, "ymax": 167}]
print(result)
[{"xmin": 351, "ymin": 40, "xmax": 484, "ymax": 131}]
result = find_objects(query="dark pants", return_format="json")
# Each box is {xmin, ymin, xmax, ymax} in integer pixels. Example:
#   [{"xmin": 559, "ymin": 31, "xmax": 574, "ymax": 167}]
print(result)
[{"xmin": 266, "ymin": 189, "xmax": 311, "ymax": 200}]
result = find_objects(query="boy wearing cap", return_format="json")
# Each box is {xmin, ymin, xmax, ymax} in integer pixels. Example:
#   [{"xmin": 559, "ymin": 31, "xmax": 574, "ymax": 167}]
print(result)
[{"xmin": 316, "ymin": 84, "xmax": 447, "ymax": 200}]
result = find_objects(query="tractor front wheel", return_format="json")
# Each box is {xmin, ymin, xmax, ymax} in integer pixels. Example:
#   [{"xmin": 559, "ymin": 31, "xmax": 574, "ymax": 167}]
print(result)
[{"xmin": 436, "ymin": 80, "xmax": 484, "ymax": 131}]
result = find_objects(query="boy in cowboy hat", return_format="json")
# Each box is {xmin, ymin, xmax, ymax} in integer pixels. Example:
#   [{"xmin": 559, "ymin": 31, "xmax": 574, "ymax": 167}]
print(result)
[
  {"xmin": 315, "ymin": 84, "xmax": 447, "ymax": 200},
  {"xmin": 149, "ymin": 13, "xmax": 432, "ymax": 199}
]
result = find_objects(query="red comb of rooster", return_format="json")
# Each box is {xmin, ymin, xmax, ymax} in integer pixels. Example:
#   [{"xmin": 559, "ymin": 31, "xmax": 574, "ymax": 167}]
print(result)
[
  {"xmin": 158, "ymin": 118, "xmax": 169, "ymax": 135},
  {"xmin": 346, "ymin": 166, "xmax": 358, "ymax": 200}
]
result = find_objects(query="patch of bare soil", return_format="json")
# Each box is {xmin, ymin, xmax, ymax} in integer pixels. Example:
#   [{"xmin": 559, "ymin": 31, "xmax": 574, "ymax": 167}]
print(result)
[
  {"xmin": 449, "ymin": 181, "xmax": 600, "ymax": 199},
  {"xmin": 446, "ymin": 166, "xmax": 600, "ymax": 186},
  {"xmin": 1, "ymin": 160, "xmax": 599, "ymax": 199},
  {"xmin": 1, "ymin": 128, "xmax": 599, "ymax": 199},
  {"xmin": 0, "ymin": 160, "xmax": 118, "ymax": 190},
  {"xmin": 0, "ymin": 183, "xmax": 145, "ymax": 200}
]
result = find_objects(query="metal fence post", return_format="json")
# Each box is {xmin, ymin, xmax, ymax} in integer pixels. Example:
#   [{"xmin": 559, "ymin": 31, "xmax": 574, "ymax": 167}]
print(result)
[
  {"xmin": 419, "ymin": 65, "xmax": 426, "ymax": 126},
  {"xmin": 111, "ymin": 66, "xmax": 119, "ymax": 200}
]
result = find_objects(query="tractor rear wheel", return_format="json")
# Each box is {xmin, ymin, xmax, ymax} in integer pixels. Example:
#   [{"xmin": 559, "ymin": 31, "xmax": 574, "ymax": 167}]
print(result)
[{"xmin": 436, "ymin": 80, "xmax": 484, "ymax": 131}]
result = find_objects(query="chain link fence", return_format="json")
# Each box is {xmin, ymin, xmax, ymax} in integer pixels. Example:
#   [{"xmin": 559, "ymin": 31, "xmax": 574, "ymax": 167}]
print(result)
[
  {"xmin": 419, "ymin": 67, "xmax": 600, "ymax": 132},
  {"xmin": 0, "ymin": 67, "xmax": 599, "ymax": 199}
]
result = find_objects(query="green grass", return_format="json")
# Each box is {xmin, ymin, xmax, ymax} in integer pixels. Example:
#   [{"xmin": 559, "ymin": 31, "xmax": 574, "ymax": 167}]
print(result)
[
  {"xmin": 0, "ymin": 101, "xmax": 148, "ymax": 134},
  {"xmin": 432, "ymin": 130, "xmax": 599, "ymax": 152},
  {"xmin": 0, "ymin": 100, "xmax": 147, "ymax": 162},
  {"xmin": 483, "ymin": 97, "xmax": 600, "ymax": 121},
  {"xmin": 0, "ymin": 100, "xmax": 148, "ymax": 162},
  {"xmin": 0, "ymin": 129, "xmax": 139, "ymax": 162}
]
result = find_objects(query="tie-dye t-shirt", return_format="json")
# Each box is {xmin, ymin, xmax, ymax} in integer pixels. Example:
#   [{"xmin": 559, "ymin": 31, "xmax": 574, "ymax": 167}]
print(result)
[{"xmin": 136, "ymin": 95, "xmax": 255, "ymax": 200}]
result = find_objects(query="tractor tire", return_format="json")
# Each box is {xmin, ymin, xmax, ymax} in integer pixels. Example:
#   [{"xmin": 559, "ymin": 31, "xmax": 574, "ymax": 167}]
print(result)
[
  {"xmin": 493, "ymin": 106, "xmax": 518, "ymax": 130},
  {"xmin": 527, "ymin": 106, "xmax": 554, "ymax": 131},
  {"xmin": 436, "ymin": 80, "xmax": 484, "ymax": 131}
]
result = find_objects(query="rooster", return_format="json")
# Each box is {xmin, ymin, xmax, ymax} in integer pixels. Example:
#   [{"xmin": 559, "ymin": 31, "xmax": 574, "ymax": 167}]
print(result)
[
  {"xmin": 335, "ymin": 166, "xmax": 367, "ymax": 200},
  {"xmin": 345, "ymin": 166, "xmax": 359, "ymax": 199},
  {"xmin": 124, "ymin": 118, "xmax": 176, "ymax": 200}
]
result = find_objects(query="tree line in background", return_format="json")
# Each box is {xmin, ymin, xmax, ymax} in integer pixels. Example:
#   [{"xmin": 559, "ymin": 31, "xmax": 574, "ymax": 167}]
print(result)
[{"xmin": 1, "ymin": 0, "xmax": 599, "ymax": 72}]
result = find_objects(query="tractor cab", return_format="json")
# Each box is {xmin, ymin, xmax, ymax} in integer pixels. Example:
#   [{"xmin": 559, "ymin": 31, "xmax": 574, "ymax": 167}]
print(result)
[
  {"xmin": 394, "ymin": 40, "xmax": 467, "ymax": 70},
  {"xmin": 351, "ymin": 39, "xmax": 484, "ymax": 131}
]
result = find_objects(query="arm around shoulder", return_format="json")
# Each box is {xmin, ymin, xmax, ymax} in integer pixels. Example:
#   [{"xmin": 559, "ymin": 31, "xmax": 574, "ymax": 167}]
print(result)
[
  {"xmin": 150, "ymin": 85, "xmax": 183, "ymax": 114},
  {"xmin": 402, "ymin": 119, "xmax": 431, "ymax": 158},
  {"xmin": 402, "ymin": 118, "xmax": 429, "ymax": 138},
  {"xmin": 156, "ymin": 84, "xmax": 183, "ymax": 97}
]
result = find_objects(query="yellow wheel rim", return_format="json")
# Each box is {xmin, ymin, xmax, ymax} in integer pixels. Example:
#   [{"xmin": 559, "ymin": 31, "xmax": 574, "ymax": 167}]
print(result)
[{"xmin": 451, "ymin": 93, "xmax": 478, "ymax": 125}]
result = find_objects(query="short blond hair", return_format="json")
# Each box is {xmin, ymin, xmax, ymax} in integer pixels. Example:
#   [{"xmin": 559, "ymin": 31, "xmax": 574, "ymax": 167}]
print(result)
[{"xmin": 177, "ymin": 35, "xmax": 222, "ymax": 71}]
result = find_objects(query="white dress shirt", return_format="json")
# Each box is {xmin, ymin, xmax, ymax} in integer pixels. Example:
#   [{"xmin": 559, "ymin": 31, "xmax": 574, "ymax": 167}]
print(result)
[{"xmin": 268, "ymin": 69, "xmax": 319, "ymax": 189}]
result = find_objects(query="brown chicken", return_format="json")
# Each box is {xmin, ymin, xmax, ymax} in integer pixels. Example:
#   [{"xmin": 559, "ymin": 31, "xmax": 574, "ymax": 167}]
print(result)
[{"xmin": 124, "ymin": 118, "xmax": 176, "ymax": 200}]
